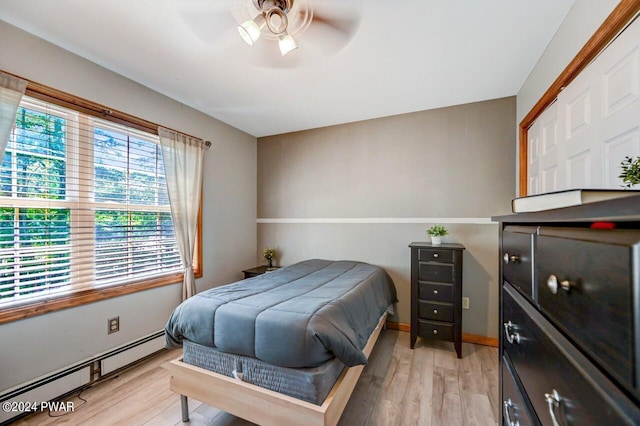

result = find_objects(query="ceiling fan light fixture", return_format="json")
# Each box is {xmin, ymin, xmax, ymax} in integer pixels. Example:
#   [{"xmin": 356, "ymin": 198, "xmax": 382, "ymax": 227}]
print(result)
[
  {"xmin": 265, "ymin": 7, "xmax": 287, "ymax": 34},
  {"xmin": 236, "ymin": 0, "xmax": 305, "ymax": 56},
  {"xmin": 238, "ymin": 13, "xmax": 265, "ymax": 46},
  {"xmin": 279, "ymin": 32, "xmax": 298, "ymax": 56}
]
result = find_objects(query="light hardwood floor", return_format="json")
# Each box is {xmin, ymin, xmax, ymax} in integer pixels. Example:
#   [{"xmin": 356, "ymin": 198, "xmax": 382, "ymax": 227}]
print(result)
[{"xmin": 16, "ymin": 331, "xmax": 498, "ymax": 425}]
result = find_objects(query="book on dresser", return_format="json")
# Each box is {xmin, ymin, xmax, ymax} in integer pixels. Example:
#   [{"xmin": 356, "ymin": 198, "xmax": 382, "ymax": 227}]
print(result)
[{"xmin": 511, "ymin": 188, "xmax": 640, "ymax": 213}]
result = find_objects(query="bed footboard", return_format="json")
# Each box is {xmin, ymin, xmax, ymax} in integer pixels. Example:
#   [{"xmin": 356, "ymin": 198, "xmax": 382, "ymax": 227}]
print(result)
[{"xmin": 165, "ymin": 313, "xmax": 387, "ymax": 426}]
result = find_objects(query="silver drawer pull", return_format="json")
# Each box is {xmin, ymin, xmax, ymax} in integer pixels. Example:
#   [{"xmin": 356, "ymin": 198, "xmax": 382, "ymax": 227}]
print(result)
[
  {"xmin": 503, "ymin": 321, "xmax": 521, "ymax": 344},
  {"xmin": 503, "ymin": 399, "xmax": 520, "ymax": 426},
  {"xmin": 544, "ymin": 389, "xmax": 565, "ymax": 426},
  {"xmin": 433, "ymin": 309, "xmax": 438, "ymax": 314},
  {"xmin": 432, "ymin": 329, "xmax": 438, "ymax": 335},
  {"xmin": 433, "ymin": 253, "xmax": 439, "ymax": 258},
  {"xmin": 433, "ymin": 290, "xmax": 438, "ymax": 295},
  {"xmin": 547, "ymin": 275, "xmax": 572, "ymax": 295},
  {"xmin": 503, "ymin": 252, "xmax": 520, "ymax": 264}
]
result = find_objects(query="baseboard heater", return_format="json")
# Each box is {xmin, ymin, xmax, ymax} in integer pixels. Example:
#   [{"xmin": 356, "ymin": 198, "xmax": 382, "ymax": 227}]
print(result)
[{"xmin": 0, "ymin": 330, "xmax": 166, "ymax": 424}]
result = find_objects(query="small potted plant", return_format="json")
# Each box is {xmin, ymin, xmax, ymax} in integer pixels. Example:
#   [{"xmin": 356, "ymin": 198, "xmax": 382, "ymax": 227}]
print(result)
[
  {"xmin": 426, "ymin": 224, "xmax": 448, "ymax": 246},
  {"xmin": 263, "ymin": 247, "xmax": 277, "ymax": 270},
  {"xmin": 619, "ymin": 156, "xmax": 640, "ymax": 188}
]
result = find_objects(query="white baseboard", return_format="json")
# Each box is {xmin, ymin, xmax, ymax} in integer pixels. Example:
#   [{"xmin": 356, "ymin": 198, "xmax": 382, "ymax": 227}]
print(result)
[
  {"xmin": 0, "ymin": 367, "xmax": 90, "ymax": 423},
  {"xmin": 0, "ymin": 330, "xmax": 165, "ymax": 424},
  {"xmin": 100, "ymin": 334, "xmax": 165, "ymax": 376}
]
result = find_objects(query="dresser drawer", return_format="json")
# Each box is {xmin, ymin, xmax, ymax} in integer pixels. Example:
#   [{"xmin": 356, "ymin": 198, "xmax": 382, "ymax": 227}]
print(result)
[
  {"xmin": 502, "ymin": 355, "xmax": 538, "ymax": 426},
  {"xmin": 418, "ymin": 262, "xmax": 454, "ymax": 283},
  {"xmin": 418, "ymin": 319, "xmax": 453, "ymax": 341},
  {"xmin": 503, "ymin": 284, "xmax": 640, "ymax": 425},
  {"xmin": 418, "ymin": 282, "xmax": 453, "ymax": 302},
  {"xmin": 502, "ymin": 226, "xmax": 535, "ymax": 300},
  {"xmin": 418, "ymin": 300, "xmax": 453, "ymax": 322},
  {"xmin": 536, "ymin": 228, "xmax": 639, "ymax": 387},
  {"xmin": 418, "ymin": 248, "xmax": 453, "ymax": 263}
]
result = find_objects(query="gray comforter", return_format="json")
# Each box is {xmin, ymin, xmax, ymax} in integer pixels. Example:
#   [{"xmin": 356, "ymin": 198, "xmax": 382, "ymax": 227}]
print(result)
[{"xmin": 165, "ymin": 259, "xmax": 396, "ymax": 368}]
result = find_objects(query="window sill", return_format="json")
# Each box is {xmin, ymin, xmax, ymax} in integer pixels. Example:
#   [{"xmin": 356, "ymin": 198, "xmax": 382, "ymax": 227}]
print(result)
[{"xmin": 0, "ymin": 272, "xmax": 187, "ymax": 325}]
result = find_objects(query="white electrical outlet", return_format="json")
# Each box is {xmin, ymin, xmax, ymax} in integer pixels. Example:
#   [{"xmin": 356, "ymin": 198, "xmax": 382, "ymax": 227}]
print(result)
[
  {"xmin": 462, "ymin": 297, "xmax": 470, "ymax": 310},
  {"xmin": 108, "ymin": 317, "xmax": 120, "ymax": 334}
]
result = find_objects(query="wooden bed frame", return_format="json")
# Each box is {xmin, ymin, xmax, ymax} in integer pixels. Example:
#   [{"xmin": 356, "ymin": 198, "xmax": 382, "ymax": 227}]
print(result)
[{"xmin": 165, "ymin": 312, "xmax": 387, "ymax": 426}]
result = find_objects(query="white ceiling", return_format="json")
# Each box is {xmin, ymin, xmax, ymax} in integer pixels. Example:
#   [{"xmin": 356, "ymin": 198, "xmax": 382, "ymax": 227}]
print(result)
[{"xmin": 0, "ymin": 0, "xmax": 576, "ymax": 137}]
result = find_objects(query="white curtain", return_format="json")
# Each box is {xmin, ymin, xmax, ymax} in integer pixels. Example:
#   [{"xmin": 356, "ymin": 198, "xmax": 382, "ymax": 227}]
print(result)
[
  {"xmin": 158, "ymin": 127, "xmax": 205, "ymax": 300},
  {"xmin": 0, "ymin": 73, "xmax": 27, "ymax": 159}
]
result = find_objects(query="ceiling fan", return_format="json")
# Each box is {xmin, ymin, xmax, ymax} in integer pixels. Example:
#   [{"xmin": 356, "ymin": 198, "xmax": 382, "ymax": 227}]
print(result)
[
  {"xmin": 178, "ymin": 0, "xmax": 361, "ymax": 67},
  {"xmin": 229, "ymin": 0, "xmax": 362, "ymax": 65}
]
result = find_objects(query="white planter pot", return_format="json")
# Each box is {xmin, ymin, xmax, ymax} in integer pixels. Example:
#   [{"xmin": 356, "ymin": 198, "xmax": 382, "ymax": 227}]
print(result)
[{"xmin": 431, "ymin": 236, "xmax": 442, "ymax": 245}]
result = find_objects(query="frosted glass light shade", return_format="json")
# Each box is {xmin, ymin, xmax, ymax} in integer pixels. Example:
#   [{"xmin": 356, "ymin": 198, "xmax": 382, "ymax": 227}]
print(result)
[
  {"xmin": 238, "ymin": 14, "xmax": 265, "ymax": 46},
  {"xmin": 279, "ymin": 33, "xmax": 298, "ymax": 56}
]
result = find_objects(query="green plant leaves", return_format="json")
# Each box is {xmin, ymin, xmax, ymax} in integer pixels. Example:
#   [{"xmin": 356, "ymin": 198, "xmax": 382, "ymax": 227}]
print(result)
[
  {"xmin": 426, "ymin": 224, "xmax": 448, "ymax": 237},
  {"xmin": 619, "ymin": 156, "xmax": 640, "ymax": 189}
]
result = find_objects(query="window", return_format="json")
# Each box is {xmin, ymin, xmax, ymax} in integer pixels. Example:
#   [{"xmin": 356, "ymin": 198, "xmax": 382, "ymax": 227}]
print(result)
[{"xmin": 0, "ymin": 97, "xmax": 182, "ymax": 309}]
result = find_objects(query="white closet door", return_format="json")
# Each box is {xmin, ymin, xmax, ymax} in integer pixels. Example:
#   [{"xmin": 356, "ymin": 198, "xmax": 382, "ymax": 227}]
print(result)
[
  {"xmin": 597, "ymin": 17, "xmax": 640, "ymax": 188},
  {"xmin": 538, "ymin": 102, "xmax": 560, "ymax": 193},
  {"xmin": 527, "ymin": 119, "xmax": 541, "ymax": 195},
  {"xmin": 557, "ymin": 58, "xmax": 601, "ymax": 190},
  {"xmin": 525, "ymin": 17, "xmax": 640, "ymax": 194}
]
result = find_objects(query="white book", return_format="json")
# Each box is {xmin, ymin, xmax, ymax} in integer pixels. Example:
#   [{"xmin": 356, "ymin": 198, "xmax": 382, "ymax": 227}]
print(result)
[{"xmin": 511, "ymin": 189, "xmax": 640, "ymax": 213}]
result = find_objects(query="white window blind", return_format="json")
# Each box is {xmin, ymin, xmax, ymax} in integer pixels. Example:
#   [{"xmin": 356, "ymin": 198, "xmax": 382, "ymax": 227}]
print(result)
[{"xmin": 0, "ymin": 97, "xmax": 181, "ymax": 307}]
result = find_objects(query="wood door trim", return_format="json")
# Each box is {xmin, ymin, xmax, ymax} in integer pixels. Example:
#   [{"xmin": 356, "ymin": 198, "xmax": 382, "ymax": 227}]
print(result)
[{"xmin": 518, "ymin": 0, "xmax": 640, "ymax": 196}]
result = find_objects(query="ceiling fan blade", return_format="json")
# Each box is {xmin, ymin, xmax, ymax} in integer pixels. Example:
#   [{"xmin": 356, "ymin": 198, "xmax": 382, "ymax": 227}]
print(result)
[
  {"xmin": 310, "ymin": 12, "xmax": 360, "ymax": 39},
  {"xmin": 177, "ymin": 1, "xmax": 238, "ymax": 47},
  {"xmin": 247, "ymin": 41, "xmax": 304, "ymax": 69},
  {"xmin": 285, "ymin": 11, "xmax": 360, "ymax": 61}
]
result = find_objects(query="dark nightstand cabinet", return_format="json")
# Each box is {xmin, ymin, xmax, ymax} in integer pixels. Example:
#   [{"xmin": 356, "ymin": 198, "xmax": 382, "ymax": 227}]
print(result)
[
  {"xmin": 409, "ymin": 242, "xmax": 465, "ymax": 358},
  {"xmin": 242, "ymin": 265, "xmax": 281, "ymax": 279}
]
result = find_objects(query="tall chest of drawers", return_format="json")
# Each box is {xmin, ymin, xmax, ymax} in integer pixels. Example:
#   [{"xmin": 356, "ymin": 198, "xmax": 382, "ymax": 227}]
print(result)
[
  {"xmin": 409, "ymin": 242, "xmax": 465, "ymax": 358},
  {"xmin": 494, "ymin": 196, "xmax": 640, "ymax": 425}
]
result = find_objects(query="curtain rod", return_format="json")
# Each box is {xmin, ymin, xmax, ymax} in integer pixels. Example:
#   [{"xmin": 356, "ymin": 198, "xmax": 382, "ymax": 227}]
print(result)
[{"xmin": 2, "ymin": 69, "xmax": 212, "ymax": 148}]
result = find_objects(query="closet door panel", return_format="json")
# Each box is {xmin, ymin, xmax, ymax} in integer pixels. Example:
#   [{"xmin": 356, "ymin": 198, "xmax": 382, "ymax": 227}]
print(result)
[
  {"xmin": 539, "ymin": 102, "xmax": 561, "ymax": 193},
  {"xmin": 604, "ymin": 129, "xmax": 640, "ymax": 187},
  {"xmin": 527, "ymin": 119, "xmax": 541, "ymax": 195},
  {"xmin": 558, "ymin": 55, "xmax": 600, "ymax": 190},
  {"xmin": 598, "ymin": 19, "xmax": 640, "ymax": 189}
]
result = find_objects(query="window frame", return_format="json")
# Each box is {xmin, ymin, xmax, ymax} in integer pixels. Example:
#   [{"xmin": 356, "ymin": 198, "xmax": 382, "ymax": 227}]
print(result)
[{"xmin": 0, "ymin": 76, "xmax": 203, "ymax": 324}]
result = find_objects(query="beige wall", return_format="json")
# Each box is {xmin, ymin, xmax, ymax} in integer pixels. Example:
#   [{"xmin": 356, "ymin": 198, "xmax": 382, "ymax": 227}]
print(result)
[
  {"xmin": 257, "ymin": 97, "xmax": 516, "ymax": 338},
  {"xmin": 0, "ymin": 21, "xmax": 257, "ymax": 392}
]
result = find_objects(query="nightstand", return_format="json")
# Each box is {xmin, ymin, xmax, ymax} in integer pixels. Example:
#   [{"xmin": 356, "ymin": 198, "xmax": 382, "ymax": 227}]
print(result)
[
  {"xmin": 242, "ymin": 265, "xmax": 281, "ymax": 279},
  {"xmin": 409, "ymin": 242, "xmax": 465, "ymax": 358}
]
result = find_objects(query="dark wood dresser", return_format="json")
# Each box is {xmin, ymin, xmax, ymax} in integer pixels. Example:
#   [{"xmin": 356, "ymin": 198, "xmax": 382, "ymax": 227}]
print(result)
[
  {"xmin": 494, "ymin": 196, "xmax": 640, "ymax": 425},
  {"xmin": 409, "ymin": 242, "xmax": 465, "ymax": 358}
]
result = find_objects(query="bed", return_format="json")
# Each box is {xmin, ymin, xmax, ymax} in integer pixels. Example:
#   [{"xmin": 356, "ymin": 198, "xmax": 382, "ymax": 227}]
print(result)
[{"xmin": 164, "ymin": 259, "xmax": 397, "ymax": 425}]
